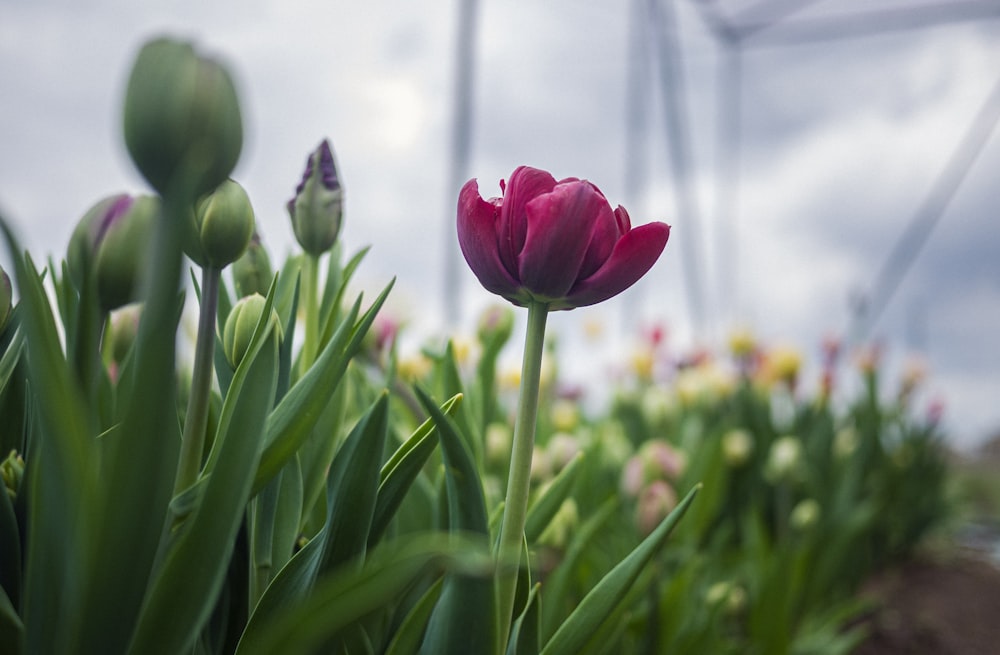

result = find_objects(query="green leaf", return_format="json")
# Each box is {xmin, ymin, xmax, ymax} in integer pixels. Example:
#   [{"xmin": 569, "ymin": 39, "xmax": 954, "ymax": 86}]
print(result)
[
  {"xmin": 368, "ymin": 394, "xmax": 462, "ymax": 547},
  {"xmin": 0, "ymin": 584, "xmax": 24, "ymax": 655},
  {"xmin": 436, "ymin": 342, "xmax": 483, "ymax": 472},
  {"xmin": 414, "ymin": 387, "xmax": 495, "ymax": 655},
  {"xmin": 252, "ymin": 280, "xmax": 393, "ymax": 494},
  {"xmin": 318, "ymin": 245, "xmax": 370, "ymax": 348},
  {"xmin": 0, "ymin": 329, "xmax": 24, "ymax": 400},
  {"xmin": 127, "ymin": 297, "xmax": 279, "ymax": 655},
  {"xmin": 0, "ymin": 482, "xmax": 21, "ymax": 616},
  {"xmin": 316, "ymin": 392, "xmax": 389, "ymax": 574},
  {"xmin": 540, "ymin": 485, "xmax": 700, "ymax": 655},
  {"xmin": 238, "ymin": 535, "xmax": 487, "ymax": 655},
  {"xmin": 506, "ymin": 583, "xmax": 541, "ymax": 655},
  {"xmin": 0, "ymin": 232, "xmax": 97, "ymax": 655},
  {"xmin": 238, "ymin": 393, "xmax": 390, "ymax": 647},
  {"xmin": 272, "ymin": 454, "xmax": 304, "ymax": 573},
  {"xmin": 383, "ymin": 578, "xmax": 444, "ymax": 655},
  {"xmin": 524, "ymin": 452, "xmax": 584, "ymax": 544},
  {"xmin": 76, "ymin": 196, "xmax": 189, "ymax": 654},
  {"xmin": 539, "ymin": 498, "xmax": 618, "ymax": 639}
]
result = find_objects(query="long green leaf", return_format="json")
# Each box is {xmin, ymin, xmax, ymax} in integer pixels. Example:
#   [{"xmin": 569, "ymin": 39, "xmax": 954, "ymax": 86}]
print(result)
[
  {"xmin": 252, "ymin": 280, "xmax": 393, "ymax": 494},
  {"xmin": 539, "ymin": 498, "xmax": 618, "ymax": 639},
  {"xmin": 383, "ymin": 578, "xmax": 444, "ymax": 655},
  {"xmin": 0, "ymin": 480, "xmax": 21, "ymax": 616},
  {"xmin": 0, "ymin": 584, "xmax": 23, "ymax": 654},
  {"xmin": 368, "ymin": 394, "xmax": 461, "ymax": 547},
  {"xmin": 128, "ymin": 300, "xmax": 280, "ymax": 655},
  {"xmin": 506, "ymin": 583, "xmax": 541, "ymax": 655},
  {"xmin": 0, "ymin": 329, "xmax": 24, "ymax": 399},
  {"xmin": 414, "ymin": 387, "xmax": 495, "ymax": 655},
  {"xmin": 539, "ymin": 485, "xmax": 700, "ymax": 655},
  {"xmin": 238, "ymin": 393, "xmax": 390, "ymax": 649},
  {"xmin": 524, "ymin": 452, "xmax": 584, "ymax": 544},
  {"xmin": 78, "ymin": 195, "xmax": 187, "ymax": 654},
  {"xmin": 238, "ymin": 535, "xmax": 487, "ymax": 655},
  {"xmin": 0, "ymin": 230, "xmax": 97, "ymax": 655},
  {"xmin": 316, "ymin": 392, "xmax": 389, "ymax": 574}
]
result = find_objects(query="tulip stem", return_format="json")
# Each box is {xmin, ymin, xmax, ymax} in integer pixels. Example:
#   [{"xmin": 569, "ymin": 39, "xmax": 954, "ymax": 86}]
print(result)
[
  {"xmin": 300, "ymin": 252, "xmax": 320, "ymax": 375},
  {"xmin": 496, "ymin": 299, "xmax": 549, "ymax": 649},
  {"xmin": 174, "ymin": 265, "xmax": 220, "ymax": 496}
]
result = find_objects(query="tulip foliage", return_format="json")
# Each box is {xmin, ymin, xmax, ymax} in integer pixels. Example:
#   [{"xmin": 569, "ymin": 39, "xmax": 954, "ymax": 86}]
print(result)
[{"xmin": 0, "ymin": 35, "xmax": 950, "ymax": 655}]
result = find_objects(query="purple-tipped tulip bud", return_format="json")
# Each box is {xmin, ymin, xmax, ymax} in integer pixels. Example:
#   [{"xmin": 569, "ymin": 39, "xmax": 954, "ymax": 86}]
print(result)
[
  {"xmin": 68, "ymin": 194, "xmax": 159, "ymax": 312},
  {"xmin": 184, "ymin": 179, "xmax": 255, "ymax": 269},
  {"xmin": 458, "ymin": 166, "xmax": 670, "ymax": 310},
  {"xmin": 287, "ymin": 139, "xmax": 344, "ymax": 256},
  {"xmin": 0, "ymin": 266, "xmax": 11, "ymax": 333},
  {"xmin": 232, "ymin": 231, "xmax": 273, "ymax": 298},
  {"xmin": 223, "ymin": 293, "xmax": 281, "ymax": 369},
  {"xmin": 123, "ymin": 37, "xmax": 243, "ymax": 197}
]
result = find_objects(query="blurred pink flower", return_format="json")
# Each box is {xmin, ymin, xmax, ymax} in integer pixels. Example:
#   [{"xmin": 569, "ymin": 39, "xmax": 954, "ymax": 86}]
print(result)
[{"xmin": 457, "ymin": 166, "xmax": 670, "ymax": 310}]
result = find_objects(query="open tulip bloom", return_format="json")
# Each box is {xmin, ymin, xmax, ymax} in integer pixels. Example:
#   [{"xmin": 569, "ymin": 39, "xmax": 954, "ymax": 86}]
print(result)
[
  {"xmin": 457, "ymin": 165, "xmax": 670, "ymax": 311},
  {"xmin": 458, "ymin": 165, "xmax": 670, "ymax": 645}
]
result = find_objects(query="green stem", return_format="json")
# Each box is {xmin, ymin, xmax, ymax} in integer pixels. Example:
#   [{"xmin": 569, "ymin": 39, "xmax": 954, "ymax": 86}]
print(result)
[
  {"xmin": 495, "ymin": 300, "xmax": 549, "ymax": 650},
  {"xmin": 174, "ymin": 265, "xmax": 221, "ymax": 495},
  {"xmin": 299, "ymin": 253, "xmax": 320, "ymax": 375}
]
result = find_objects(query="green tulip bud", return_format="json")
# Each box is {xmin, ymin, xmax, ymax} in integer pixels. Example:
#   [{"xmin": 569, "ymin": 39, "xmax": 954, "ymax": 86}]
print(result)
[
  {"xmin": 123, "ymin": 37, "xmax": 243, "ymax": 197},
  {"xmin": 68, "ymin": 194, "xmax": 159, "ymax": 312},
  {"xmin": 287, "ymin": 140, "xmax": 343, "ymax": 255},
  {"xmin": 223, "ymin": 293, "xmax": 280, "ymax": 369},
  {"xmin": 1, "ymin": 450, "xmax": 24, "ymax": 500},
  {"xmin": 108, "ymin": 304, "xmax": 142, "ymax": 367},
  {"xmin": 184, "ymin": 179, "xmax": 255, "ymax": 269},
  {"xmin": 476, "ymin": 304, "xmax": 513, "ymax": 348},
  {"xmin": 232, "ymin": 231, "xmax": 273, "ymax": 298},
  {"xmin": 790, "ymin": 498, "xmax": 821, "ymax": 531},
  {"xmin": 0, "ymin": 265, "xmax": 11, "ymax": 333},
  {"xmin": 765, "ymin": 435, "xmax": 803, "ymax": 482}
]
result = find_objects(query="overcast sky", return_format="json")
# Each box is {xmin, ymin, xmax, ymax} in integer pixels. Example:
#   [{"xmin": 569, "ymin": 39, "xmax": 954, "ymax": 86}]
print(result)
[{"xmin": 2, "ymin": 0, "xmax": 999, "ymax": 448}]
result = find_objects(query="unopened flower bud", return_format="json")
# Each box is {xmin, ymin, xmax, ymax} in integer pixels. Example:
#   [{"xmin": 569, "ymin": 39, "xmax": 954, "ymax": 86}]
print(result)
[
  {"xmin": 232, "ymin": 232, "xmax": 273, "ymax": 298},
  {"xmin": 635, "ymin": 480, "xmax": 677, "ymax": 536},
  {"xmin": 537, "ymin": 498, "xmax": 578, "ymax": 549},
  {"xmin": 288, "ymin": 139, "xmax": 343, "ymax": 256},
  {"xmin": 184, "ymin": 179, "xmax": 255, "ymax": 269},
  {"xmin": 485, "ymin": 422, "xmax": 513, "ymax": 466},
  {"xmin": 790, "ymin": 498, "xmax": 821, "ymax": 530},
  {"xmin": 108, "ymin": 304, "xmax": 142, "ymax": 368},
  {"xmin": 833, "ymin": 427, "xmax": 858, "ymax": 459},
  {"xmin": 68, "ymin": 194, "xmax": 159, "ymax": 312},
  {"xmin": 123, "ymin": 37, "xmax": 243, "ymax": 197},
  {"xmin": 547, "ymin": 432, "xmax": 580, "ymax": 471},
  {"xmin": 477, "ymin": 304, "xmax": 513, "ymax": 348},
  {"xmin": 550, "ymin": 399, "xmax": 580, "ymax": 433},
  {"xmin": 1, "ymin": 450, "xmax": 24, "ymax": 500},
  {"xmin": 765, "ymin": 435, "xmax": 803, "ymax": 482},
  {"xmin": 722, "ymin": 429, "xmax": 754, "ymax": 468},
  {"xmin": 223, "ymin": 293, "xmax": 280, "ymax": 369},
  {"xmin": 0, "ymin": 266, "xmax": 11, "ymax": 333},
  {"xmin": 705, "ymin": 581, "xmax": 731, "ymax": 606}
]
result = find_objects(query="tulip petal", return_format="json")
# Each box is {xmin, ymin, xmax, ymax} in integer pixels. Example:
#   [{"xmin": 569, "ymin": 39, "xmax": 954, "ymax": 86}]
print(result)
[
  {"xmin": 519, "ymin": 181, "xmax": 611, "ymax": 299},
  {"xmin": 457, "ymin": 179, "xmax": 521, "ymax": 298},
  {"xmin": 498, "ymin": 166, "xmax": 557, "ymax": 276},
  {"xmin": 562, "ymin": 222, "xmax": 670, "ymax": 309},
  {"xmin": 576, "ymin": 185, "xmax": 621, "ymax": 280}
]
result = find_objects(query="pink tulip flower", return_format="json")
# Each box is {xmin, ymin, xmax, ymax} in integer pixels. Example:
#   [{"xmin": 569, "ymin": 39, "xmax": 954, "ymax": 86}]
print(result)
[{"xmin": 457, "ymin": 166, "xmax": 670, "ymax": 310}]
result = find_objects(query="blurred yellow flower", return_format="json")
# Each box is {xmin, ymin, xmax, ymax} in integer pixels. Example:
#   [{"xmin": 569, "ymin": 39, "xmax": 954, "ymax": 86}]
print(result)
[{"xmin": 728, "ymin": 325, "xmax": 756, "ymax": 358}]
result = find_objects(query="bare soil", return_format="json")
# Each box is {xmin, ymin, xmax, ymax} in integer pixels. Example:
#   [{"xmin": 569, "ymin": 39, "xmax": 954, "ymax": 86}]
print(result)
[{"xmin": 853, "ymin": 549, "xmax": 1000, "ymax": 655}]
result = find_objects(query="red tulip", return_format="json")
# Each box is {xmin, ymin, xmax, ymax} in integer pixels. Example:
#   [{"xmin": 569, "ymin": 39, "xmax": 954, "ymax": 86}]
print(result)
[{"xmin": 457, "ymin": 166, "xmax": 670, "ymax": 310}]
